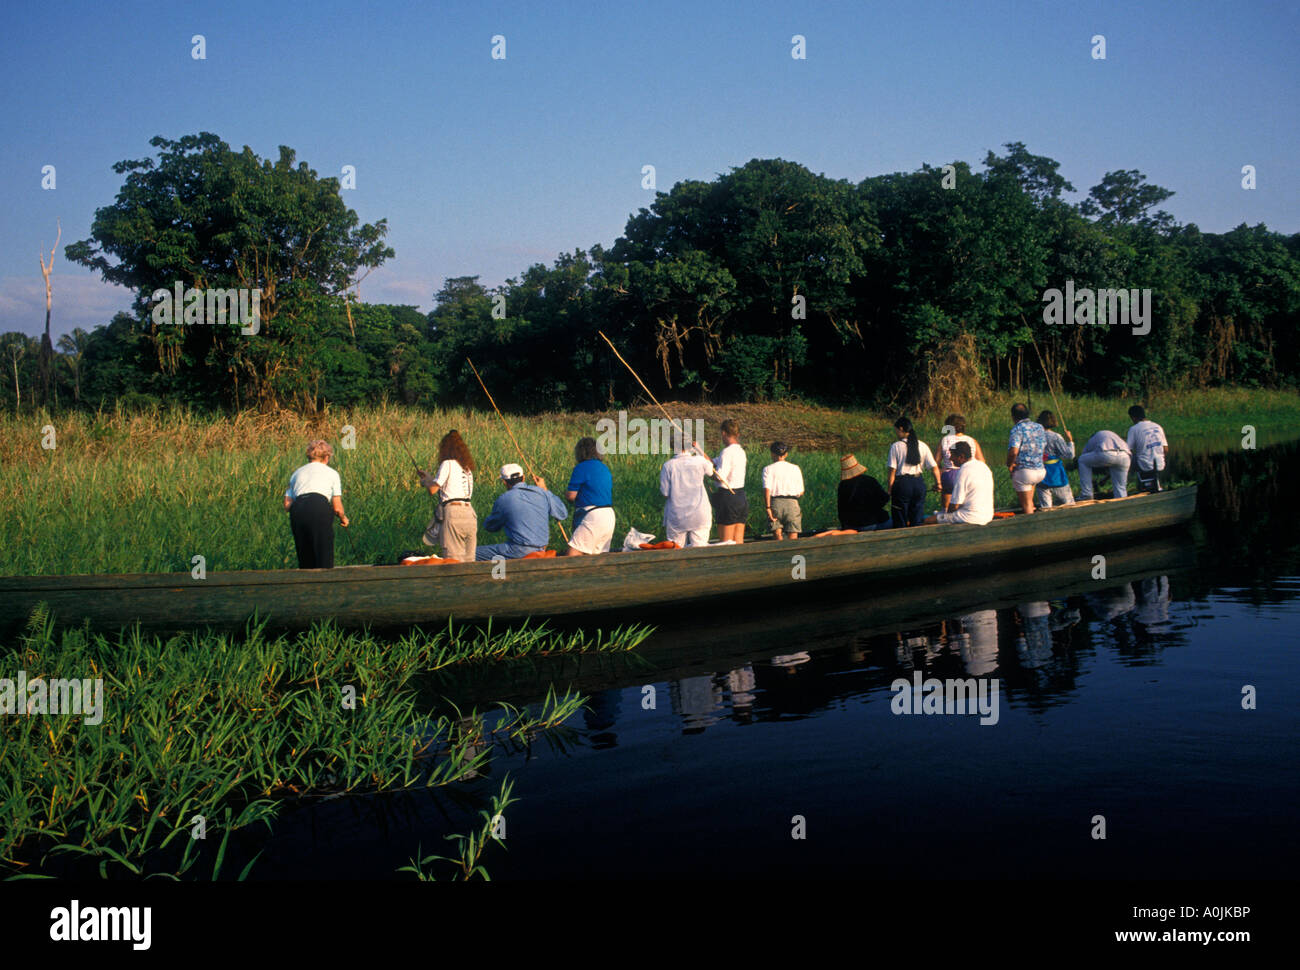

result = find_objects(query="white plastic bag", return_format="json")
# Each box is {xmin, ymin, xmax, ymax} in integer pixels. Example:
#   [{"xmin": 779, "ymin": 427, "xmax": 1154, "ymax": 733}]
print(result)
[{"xmin": 622, "ymin": 527, "xmax": 655, "ymax": 551}]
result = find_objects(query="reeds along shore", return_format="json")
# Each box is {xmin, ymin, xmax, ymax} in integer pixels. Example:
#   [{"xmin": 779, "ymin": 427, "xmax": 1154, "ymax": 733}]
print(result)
[
  {"xmin": 0, "ymin": 610, "xmax": 651, "ymax": 879},
  {"xmin": 0, "ymin": 388, "xmax": 1294, "ymax": 577}
]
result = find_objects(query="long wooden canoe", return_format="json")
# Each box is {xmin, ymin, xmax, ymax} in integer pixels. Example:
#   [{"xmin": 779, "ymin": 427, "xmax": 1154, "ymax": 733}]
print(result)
[{"xmin": 0, "ymin": 486, "xmax": 1197, "ymax": 638}]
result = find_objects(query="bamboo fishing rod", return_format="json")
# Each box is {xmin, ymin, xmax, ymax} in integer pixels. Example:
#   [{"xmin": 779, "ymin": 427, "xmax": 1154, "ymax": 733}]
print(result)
[
  {"xmin": 466, "ymin": 357, "xmax": 570, "ymax": 543},
  {"xmin": 596, "ymin": 330, "xmax": 734, "ymax": 493},
  {"xmin": 1023, "ymin": 315, "xmax": 1069, "ymax": 435}
]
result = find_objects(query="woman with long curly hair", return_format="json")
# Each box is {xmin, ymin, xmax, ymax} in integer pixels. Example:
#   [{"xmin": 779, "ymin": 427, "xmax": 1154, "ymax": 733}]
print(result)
[{"xmin": 419, "ymin": 429, "xmax": 477, "ymax": 561}]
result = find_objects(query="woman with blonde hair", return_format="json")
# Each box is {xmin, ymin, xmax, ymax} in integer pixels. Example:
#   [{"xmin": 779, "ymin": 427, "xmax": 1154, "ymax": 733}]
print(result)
[
  {"xmin": 283, "ymin": 439, "xmax": 348, "ymax": 569},
  {"xmin": 419, "ymin": 429, "xmax": 477, "ymax": 561}
]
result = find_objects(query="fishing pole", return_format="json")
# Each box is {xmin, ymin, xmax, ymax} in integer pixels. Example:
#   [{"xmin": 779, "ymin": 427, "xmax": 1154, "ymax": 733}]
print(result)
[
  {"xmin": 1023, "ymin": 315, "xmax": 1069, "ymax": 434},
  {"xmin": 595, "ymin": 330, "xmax": 734, "ymax": 493},
  {"xmin": 466, "ymin": 357, "xmax": 570, "ymax": 544}
]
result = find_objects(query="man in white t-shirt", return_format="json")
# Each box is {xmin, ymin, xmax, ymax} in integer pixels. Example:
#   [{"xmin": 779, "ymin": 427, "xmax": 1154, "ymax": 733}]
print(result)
[
  {"xmin": 1126, "ymin": 405, "xmax": 1169, "ymax": 493},
  {"xmin": 761, "ymin": 441, "xmax": 804, "ymax": 540},
  {"xmin": 924, "ymin": 442, "xmax": 993, "ymax": 525}
]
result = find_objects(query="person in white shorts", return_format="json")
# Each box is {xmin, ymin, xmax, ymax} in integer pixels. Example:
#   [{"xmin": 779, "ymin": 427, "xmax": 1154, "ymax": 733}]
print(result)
[
  {"xmin": 1006, "ymin": 403, "xmax": 1047, "ymax": 514},
  {"xmin": 565, "ymin": 436, "xmax": 615, "ymax": 555},
  {"xmin": 1078, "ymin": 429, "xmax": 1132, "ymax": 499}
]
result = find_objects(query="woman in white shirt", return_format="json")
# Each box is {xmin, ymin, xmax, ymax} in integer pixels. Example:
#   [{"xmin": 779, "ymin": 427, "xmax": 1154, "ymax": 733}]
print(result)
[
  {"xmin": 936, "ymin": 413, "xmax": 985, "ymax": 512},
  {"xmin": 283, "ymin": 439, "xmax": 348, "ymax": 568},
  {"xmin": 887, "ymin": 417, "xmax": 942, "ymax": 527},
  {"xmin": 418, "ymin": 430, "xmax": 477, "ymax": 561}
]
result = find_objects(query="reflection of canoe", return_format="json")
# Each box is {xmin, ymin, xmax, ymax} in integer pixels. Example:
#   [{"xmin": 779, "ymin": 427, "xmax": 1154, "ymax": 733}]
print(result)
[
  {"xmin": 0, "ymin": 486, "xmax": 1198, "ymax": 638},
  {"xmin": 424, "ymin": 533, "xmax": 1198, "ymax": 709}
]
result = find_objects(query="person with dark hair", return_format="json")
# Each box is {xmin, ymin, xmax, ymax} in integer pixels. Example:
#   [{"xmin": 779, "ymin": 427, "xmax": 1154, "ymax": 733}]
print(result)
[
  {"xmin": 1035, "ymin": 410, "xmax": 1075, "ymax": 508},
  {"xmin": 565, "ymin": 436, "xmax": 615, "ymax": 555},
  {"xmin": 1126, "ymin": 405, "xmax": 1169, "ymax": 493},
  {"xmin": 419, "ymin": 429, "xmax": 477, "ymax": 561},
  {"xmin": 709, "ymin": 418, "xmax": 749, "ymax": 544},
  {"xmin": 937, "ymin": 413, "xmax": 985, "ymax": 512},
  {"xmin": 476, "ymin": 464, "xmax": 568, "ymax": 560},
  {"xmin": 837, "ymin": 454, "xmax": 891, "ymax": 531},
  {"xmin": 923, "ymin": 440, "xmax": 993, "ymax": 525},
  {"xmin": 888, "ymin": 417, "xmax": 941, "ymax": 527},
  {"xmin": 762, "ymin": 441, "xmax": 804, "ymax": 540},
  {"xmin": 284, "ymin": 439, "xmax": 348, "ymax": 569},
  {"xmin": 1006, "ymin": 403, "xmax": 1047, "ymax": 515}
]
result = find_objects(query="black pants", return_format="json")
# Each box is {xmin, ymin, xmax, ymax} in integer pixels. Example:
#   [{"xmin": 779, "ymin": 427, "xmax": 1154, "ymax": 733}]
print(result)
[
  {"xmin": 891, "ymin": 475, "xmax": 926, "ymax": 527},
  {"xmin": 1136, "ymin": 467, "xmax": 1163, "ymax": 493},
  {"xmin": 290, "ymin": 493, "xmax": 335, "ymax": 569}
]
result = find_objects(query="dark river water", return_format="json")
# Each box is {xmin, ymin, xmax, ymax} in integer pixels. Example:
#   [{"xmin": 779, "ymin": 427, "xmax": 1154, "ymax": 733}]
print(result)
[{"xmin": 248, "ymin": 439, "xmax": 1300, "ymax": 880}]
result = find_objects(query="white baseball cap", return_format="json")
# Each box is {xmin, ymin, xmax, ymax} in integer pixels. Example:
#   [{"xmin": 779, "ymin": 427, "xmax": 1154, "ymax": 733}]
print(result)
[{"xmin": 499, "ymin": 463, "xmax": 525, "ymax": 481}]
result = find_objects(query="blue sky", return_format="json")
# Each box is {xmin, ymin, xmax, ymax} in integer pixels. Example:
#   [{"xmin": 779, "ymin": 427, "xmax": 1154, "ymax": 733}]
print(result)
[{"xmin": 1, "ymin": 0, "xmax": 1296, "ymax": 338}]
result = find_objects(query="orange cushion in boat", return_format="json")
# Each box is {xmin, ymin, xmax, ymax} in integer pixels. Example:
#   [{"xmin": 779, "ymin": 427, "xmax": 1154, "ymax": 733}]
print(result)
[
  {"xmin": 401, "ymin": 555, "xmax": 460, "ymax": 566},
  {"xmin": 638, "ymin": 541, "xmax": 680, "ymax": 550},
  {"xmin": 520, "ymin": 549, "xmax": 557, "ymax": 559},
  {"xmin": 992, "ymin": 511, "xmax": 1016, "ymax": 519}
]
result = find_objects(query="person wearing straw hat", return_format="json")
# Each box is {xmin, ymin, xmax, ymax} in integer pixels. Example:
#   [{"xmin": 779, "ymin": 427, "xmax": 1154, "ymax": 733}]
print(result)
[
  {"xmin": 283, "ymin": 439, "xmax": 349, "ymax": 569},
  {"xmin": 837, "ymin": 454, "xmax": 891, "ymax": 531},
  {"xmin": 475, "ymin": 463, "xmax": 567, "ymax": 560}
]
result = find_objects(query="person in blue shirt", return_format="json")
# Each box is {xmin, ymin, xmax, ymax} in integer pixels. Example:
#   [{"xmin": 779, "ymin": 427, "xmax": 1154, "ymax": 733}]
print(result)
[
  {"xmin": 475, "ymin": 463, "xmax": 568, "ymax": 560},
  {"xmin": 565, "ymin": 437, "xmax": 616, "ymax": 555},
  {"xmin": 1006, "ymin": 402, "xmax": 1048, "ymax": 515}
]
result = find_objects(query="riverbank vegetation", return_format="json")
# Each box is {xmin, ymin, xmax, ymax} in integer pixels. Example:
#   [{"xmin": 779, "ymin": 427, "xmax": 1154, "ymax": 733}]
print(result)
[
  {"xmin": 1, "ymin": 388, "xmax": 1292, "ymax": 577},
  {"xmin": 0, "ymin": 612, "xmax": 650, "ymax": 879}
]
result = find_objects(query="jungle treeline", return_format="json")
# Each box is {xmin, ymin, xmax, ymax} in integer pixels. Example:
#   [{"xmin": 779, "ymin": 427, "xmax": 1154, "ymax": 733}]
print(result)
[{"xmin": 4, "ymin": 133, "xmax": 1297, "ymax": 415}]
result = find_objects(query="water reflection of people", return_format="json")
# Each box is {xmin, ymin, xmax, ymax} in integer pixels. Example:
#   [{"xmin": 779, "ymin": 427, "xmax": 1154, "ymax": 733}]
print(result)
[
  {"xmin": 583, "ymin": 688, "xmax": 622, "ymax": 749},
  {"xmin": 670, "ymin": 675, "xmax": 720, "ymax": 733},
  {"xmin": 724, "ymin": 666, "xmax": 757, "ymax": 718},
  {"xmin": 1086, "ymin": 582, "xmax": 1136, "ymax": 622},
  {"xmin": 1015, "ymin": 601, "xmax": 1054, "ymax": 668},
  {"xmin": 955, "ymin": 610, "xmax": 1000, "ymax": 676},
  {"xmin": 1133, "ymin": 575, "xmax": 1172, "ymax": 626}
]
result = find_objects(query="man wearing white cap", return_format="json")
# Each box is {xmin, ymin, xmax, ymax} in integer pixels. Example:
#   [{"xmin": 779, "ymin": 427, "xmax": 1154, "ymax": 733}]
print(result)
[{"xmin": 475, "ymin": 463, "xmax": 568, "ymax": 560}]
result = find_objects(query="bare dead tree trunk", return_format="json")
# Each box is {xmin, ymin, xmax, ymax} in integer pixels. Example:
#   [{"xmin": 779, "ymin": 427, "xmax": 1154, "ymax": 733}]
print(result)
[{"xmin": 38, "ymin": 222, "xmax": 61, "ymax": 407}]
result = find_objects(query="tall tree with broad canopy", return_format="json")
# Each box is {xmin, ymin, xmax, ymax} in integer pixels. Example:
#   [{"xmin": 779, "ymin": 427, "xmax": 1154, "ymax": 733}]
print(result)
[{"xmin": 65, "ymin": 133, "xmax": 394, "ymax": 409}]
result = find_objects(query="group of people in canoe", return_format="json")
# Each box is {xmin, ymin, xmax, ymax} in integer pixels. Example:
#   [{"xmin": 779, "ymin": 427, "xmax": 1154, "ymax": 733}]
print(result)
[{"xmin": 281, "ymin": 405, "xmax": 1170, "ymax": 569}]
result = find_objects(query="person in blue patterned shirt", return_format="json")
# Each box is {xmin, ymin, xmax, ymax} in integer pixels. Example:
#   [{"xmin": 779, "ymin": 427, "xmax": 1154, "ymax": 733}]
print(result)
[{"xmin": 1006, "ymin": 403, "xmax": 1047, "ymax": 515}]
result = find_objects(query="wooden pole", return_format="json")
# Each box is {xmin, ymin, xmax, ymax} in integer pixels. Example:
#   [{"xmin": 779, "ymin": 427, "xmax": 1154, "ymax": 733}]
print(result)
[
  {"xmin": 1023, "ymin": 315, "xmax": 1069, "ymax": 434},
  {"xmin": 466, "ymin": 358, "xmax": 569, "ymax": 543},
  {"xmin": 596, "ymin": 330, "xmax": 733, "ymax": 492}
]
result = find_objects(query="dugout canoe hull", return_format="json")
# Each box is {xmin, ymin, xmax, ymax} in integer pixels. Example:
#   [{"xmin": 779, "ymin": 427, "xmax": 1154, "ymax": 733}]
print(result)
[{"xmin": 0, "ymin": 487, "xmax": 1198, "ymax": 638}]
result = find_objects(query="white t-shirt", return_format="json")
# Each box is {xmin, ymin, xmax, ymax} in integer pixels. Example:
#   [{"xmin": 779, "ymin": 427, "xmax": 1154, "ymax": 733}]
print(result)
[
  {"xmin": 660, "ymin": 453, "xmax": 715, "ymax": 533},
  {"xmin": 1082, "ymin": 430, "xmax": 1130, "ymax": 454},
  {"xmin": 1126, "ymin": 420, "xmax": 1168, "ymax": 471},
  {"xmin": 939, "ymin": 459, "xmax": 993, "ymax": 525},
  {"xmin": 713, "ymin": 442, "xmax": 747, "ymax": 489},
  {"xmin": 285, "ymin": 461, "xmax": 342, "ymax": 501},
  {"xmin": 435, "ymin": 459, "xmax": 473, "ymax": 500},
  {"xmin": 761, "ymin": 461, "xmax": 804, "ymax": 497},
  {"xmin": 938, "ymin": 433, "xmax": 977, "ymax": 471},
  {"xmin": 889, "ymin": 439, "xmax": 938, "ymax": 476}
]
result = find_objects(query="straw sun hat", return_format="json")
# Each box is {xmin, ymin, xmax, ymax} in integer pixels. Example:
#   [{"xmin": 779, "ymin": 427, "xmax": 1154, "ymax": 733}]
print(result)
[{"xmin": 840, "ymin": 454, "xmax": 867, "ymax": 481}]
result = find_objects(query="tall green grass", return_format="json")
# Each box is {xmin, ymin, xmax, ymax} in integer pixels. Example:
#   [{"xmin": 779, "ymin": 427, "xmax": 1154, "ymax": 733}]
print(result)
[
  {"xmin": 1, "ymin": 388, "xmax": 1293, "ymax": 576},
  {"xmin": 0, "ymin": 609, "xmax": 651, "ymax": 879}
]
